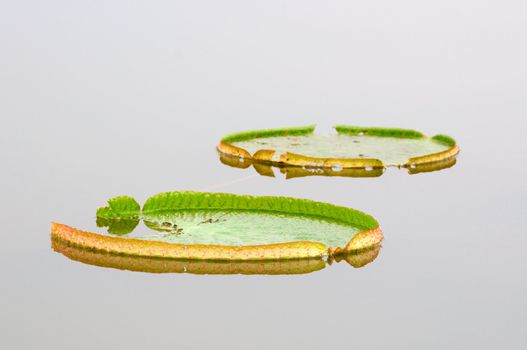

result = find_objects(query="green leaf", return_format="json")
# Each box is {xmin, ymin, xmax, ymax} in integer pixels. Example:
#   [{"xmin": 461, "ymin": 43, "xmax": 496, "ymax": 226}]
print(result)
[
  {"xmin": 96, "ymin": 196, "xmax": 140, "ymax": 219},
  {"xmin": 335, "ymin": 125, "xmax": 425, "ymax": 138},
  {"xmin": 431, "ymin": 134, "xmax": 456, "ymax": 146},
  {"xmin": 141, "ymin": 191, "xmax": 378, "ymax": 230},
  {"xmin": 221, "ymin": 125, "xmax": 316, "ymax": 143}
]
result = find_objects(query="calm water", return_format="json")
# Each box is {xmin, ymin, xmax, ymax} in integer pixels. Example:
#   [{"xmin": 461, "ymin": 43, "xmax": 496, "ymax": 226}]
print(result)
[{"xmin": 2, "ymin": 2, "xmax": 526, "ymax": 349}]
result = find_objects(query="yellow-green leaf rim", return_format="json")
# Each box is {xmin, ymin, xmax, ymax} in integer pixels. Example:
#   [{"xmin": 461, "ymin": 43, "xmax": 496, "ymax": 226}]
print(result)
[{"xmin": 51, "ymin": 238, "xmax": 382, "ymax": 275}]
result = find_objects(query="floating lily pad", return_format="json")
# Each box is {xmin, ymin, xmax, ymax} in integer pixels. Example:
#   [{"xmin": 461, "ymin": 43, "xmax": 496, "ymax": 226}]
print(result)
[
  {"xmin": 51, "ymin": 238, "xmax": 381, "ymax": 275},
  {"xmin": 217, "ymin": 125, "xmax": 459, "ymax": 175},
  {"xmin": 51, "ymin": 191, "xmax": 383, "ymax": 262}
]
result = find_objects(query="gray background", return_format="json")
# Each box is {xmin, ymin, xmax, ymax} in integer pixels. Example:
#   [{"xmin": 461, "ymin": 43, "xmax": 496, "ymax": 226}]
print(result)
[{"xmin": 1, "ymin": 1, "xmax": 526, "ymax": 349}]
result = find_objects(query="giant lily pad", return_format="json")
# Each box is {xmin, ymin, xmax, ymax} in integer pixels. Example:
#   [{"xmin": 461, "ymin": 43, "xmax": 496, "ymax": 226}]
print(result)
[
  {"xmin": 217, "ymin": 125, "xmax": 459, "ymax": 176},
  {"xmin": 51, "ymin": 191, "xmax": 383, "ymax": 262}
]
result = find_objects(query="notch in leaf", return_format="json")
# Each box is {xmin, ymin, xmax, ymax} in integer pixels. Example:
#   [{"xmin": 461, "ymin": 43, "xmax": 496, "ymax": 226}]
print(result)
[{"xmin": 96, "ymin": 196, "xmax": 140, "ymax": 235}]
